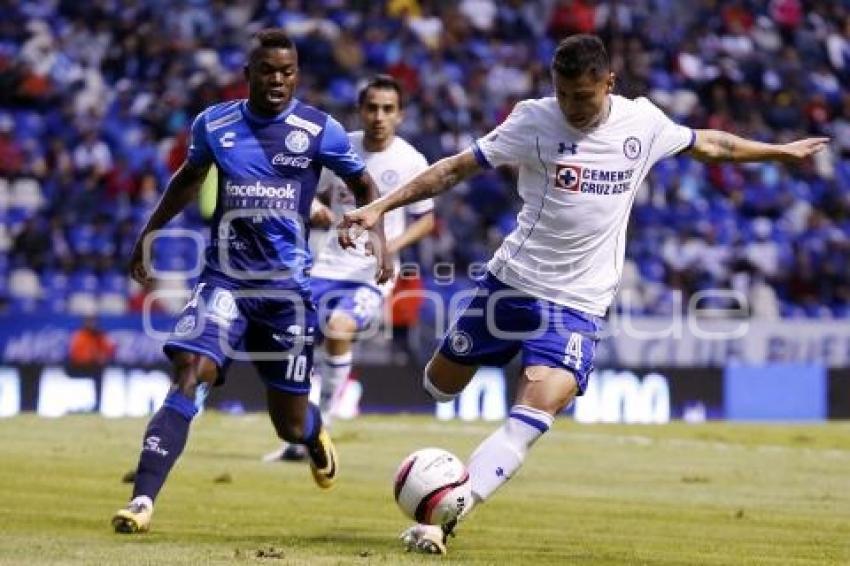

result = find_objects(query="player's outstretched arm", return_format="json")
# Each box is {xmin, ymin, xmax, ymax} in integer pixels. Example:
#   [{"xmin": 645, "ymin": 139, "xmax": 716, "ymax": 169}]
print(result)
[
  {"xmin": 339, "ymin": 149, "xmax": 481, "ymax": 247},
  {"xmin": 129, "ymin": 160, "xmax": 210, "ymax": 284},
  {"xmin": 687, "ymin": 130, "xmax": 829, "ymax": 164}
]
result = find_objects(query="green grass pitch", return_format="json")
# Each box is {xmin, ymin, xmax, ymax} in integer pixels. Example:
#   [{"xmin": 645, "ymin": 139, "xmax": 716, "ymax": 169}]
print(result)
[{"xmin": 0, "ymin": 414, "xmax": 848, "ymax": 565}]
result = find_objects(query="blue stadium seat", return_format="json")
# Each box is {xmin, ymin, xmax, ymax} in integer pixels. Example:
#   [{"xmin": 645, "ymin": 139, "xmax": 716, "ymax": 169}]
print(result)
[
  {"xmin": 99, "ymin": 271, "xmax": 128, "ymax": 295},
  {"xmin": 8, "ymin": 297, "xmax": 40, "ymax": 314},
  {"xmin": 44, "ymin": 286, "xmax": 68, "ymax": 313},
  {"xmin": 68, "ymin": 270, "xmax": 99, "ymax": 294},
  {"xmin": 69, "ymin": 225, "xmax": 96, "ymax": 255},
  {"xmin": 5, "ymin": 207, "xmax": 30, "ymax": 230}
]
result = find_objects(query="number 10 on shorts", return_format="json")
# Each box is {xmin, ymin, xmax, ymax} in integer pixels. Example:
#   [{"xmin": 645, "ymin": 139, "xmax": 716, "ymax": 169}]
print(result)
[{"xmin": 285, "ymin": 354, "xmax": 308, "ymax": 382}]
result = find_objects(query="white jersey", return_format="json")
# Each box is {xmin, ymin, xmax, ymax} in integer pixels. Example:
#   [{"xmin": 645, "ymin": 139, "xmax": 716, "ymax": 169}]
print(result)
[
  {"xmin": 473, "ymin": 95, "xmax": 694, "ymax": 316},
  {"xmin": 310, "ymin": 131, "xmax": 433, "ymax": 295}
]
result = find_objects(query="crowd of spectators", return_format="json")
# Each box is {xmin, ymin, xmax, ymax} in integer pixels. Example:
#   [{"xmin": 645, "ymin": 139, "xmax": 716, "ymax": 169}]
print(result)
[{"xmin": 1, "ymin": 0, "xmax": 849, "ymax": 319}]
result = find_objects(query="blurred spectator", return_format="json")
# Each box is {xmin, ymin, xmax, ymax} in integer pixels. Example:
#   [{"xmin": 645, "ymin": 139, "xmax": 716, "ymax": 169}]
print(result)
[
  {"xmin": 548, "ymin": 0, "xmax": 597, "ymax": 38},
  {"xmin": 12, "ymin": 217, "xmax": 49, "ymax": 271},
  {"xmin": 68, "ymin": 315, "xmax": 116, "ymax": 366},
  {"xmin": 0, "ymin": 115, "xmax": 24, "ymax": 175},
  {"xmin": 73, "ymin": 130, "xmax": 112, "ymax": 178},
  {"xmin": 744, "ymin": 218, "xmax": 780, "ymax": 278}
]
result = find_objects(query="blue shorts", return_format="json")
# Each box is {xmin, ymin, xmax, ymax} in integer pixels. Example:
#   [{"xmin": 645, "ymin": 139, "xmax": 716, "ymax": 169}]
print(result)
[
  {"xmin": 310, "ymin": 277, "xmax": 383, "ymax": 337},
  {"xmin": 438, "ymin": 272, "xmax": 601, "ymax": 395},
  {"xmin": 164, "ymin": 272, "xmax": 317, "ymax": 395}
]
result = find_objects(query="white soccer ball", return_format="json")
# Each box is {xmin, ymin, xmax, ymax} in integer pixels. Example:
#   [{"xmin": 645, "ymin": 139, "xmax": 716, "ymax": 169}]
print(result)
[{"xmin": 393, "ymin": 448, "xmax": 472, "ymax": 525}]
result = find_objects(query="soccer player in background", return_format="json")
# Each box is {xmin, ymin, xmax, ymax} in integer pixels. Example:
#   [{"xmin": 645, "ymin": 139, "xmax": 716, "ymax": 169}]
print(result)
[
  {"xmin": 339, "ymin": 34, "xmax": 829, "ymax": 555},
  {"xmin": 267, "ymin": 74, "xmax": 435, "ymax": 462},
  {"xmin": 111, "ymin": 28, "xmax": 392, "ymax": 534}
]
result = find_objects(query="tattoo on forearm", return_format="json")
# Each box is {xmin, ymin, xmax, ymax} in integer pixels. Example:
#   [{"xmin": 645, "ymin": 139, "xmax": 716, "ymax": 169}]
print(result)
[{"xmin": 717, "ymin": 134, "xmax": 736, "ymax": 158}]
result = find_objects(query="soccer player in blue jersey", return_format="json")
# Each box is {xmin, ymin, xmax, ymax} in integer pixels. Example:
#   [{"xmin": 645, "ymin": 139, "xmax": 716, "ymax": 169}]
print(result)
[{"xmin": 111, "ymin": 28, "xmax": 392, "ymax": 534}]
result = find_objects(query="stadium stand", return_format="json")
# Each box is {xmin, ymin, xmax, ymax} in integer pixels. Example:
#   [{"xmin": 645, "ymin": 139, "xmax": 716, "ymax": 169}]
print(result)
[{"xmin": 0, "ymin": 0, "xmax": 847, "ymax": 318}]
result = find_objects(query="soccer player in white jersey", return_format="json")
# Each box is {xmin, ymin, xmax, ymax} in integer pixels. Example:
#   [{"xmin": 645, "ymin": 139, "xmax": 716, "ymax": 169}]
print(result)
[
  {"xmin": 339, "ymin": 35, "xmax": 829, "ymax": 555},
  {"xmin": 268, "ymin": 75, "xmax": 435, "ymax": 461}
]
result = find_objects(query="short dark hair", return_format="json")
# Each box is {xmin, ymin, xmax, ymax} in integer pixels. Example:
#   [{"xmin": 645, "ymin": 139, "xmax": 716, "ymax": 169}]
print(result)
[
  {"xmin": 249, "ymin": 28, "xmax": 296, "ymax": 61},
  {"xmin": 358, "ymin": 74, "xmax": 404, "ymax": 108},
  {"xmin": 551, "ymin": 34, "xmax": 609, "ymax": 79}
]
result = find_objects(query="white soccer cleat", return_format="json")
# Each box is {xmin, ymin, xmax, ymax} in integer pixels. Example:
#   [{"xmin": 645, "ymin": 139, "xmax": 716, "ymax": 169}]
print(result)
[
  {"xmin": 399, "ymin": 523, "xmax": 450, "ymax": 555},
  {"xmin": 111, "ymin": 496, "xmax": 153, "ymax": 534}
]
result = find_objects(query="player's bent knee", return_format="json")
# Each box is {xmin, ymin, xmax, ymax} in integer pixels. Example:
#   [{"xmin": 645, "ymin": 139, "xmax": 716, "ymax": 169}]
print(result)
[
  {"xmin": 422, "ymin": 371, "xmax": 458, "ymax": 403},
  {"xmin": 325, "ymin": 312, "xmax": 357, "ymax": 340}
]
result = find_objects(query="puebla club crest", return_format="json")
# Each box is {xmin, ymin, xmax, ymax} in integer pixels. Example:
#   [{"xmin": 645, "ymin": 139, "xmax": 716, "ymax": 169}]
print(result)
[{"xmin": 285, "ymin": 130, "xmax": 310, "ymax": 154}]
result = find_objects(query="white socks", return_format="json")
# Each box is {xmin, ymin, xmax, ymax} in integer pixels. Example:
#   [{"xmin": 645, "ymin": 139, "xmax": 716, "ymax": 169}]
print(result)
[
  {"xmin": 130, "ymin": 495, "xmax": 153, "ymax": 510},
  {"xmin": 466, "ymin": 405, "xmax": 554, "ymax": 502},
  {"xmin": 317, "ymin": 351, "xmax": 352, "ymax": 425}
]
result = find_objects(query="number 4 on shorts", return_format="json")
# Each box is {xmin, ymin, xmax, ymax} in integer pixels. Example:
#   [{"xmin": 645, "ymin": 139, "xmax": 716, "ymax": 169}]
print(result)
[{"xmin": 563, "ymin": 333, "xmax": 583, "ymax": 372}]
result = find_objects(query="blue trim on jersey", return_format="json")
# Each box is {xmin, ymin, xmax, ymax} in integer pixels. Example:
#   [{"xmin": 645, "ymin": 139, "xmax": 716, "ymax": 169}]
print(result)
[
  {"xmin": 471, "ymin": 140, "xmax": 493, "ymax": 169},
  {"xmin": 509, "ymin": 411, "xmax": 550, "ymax": 433}
]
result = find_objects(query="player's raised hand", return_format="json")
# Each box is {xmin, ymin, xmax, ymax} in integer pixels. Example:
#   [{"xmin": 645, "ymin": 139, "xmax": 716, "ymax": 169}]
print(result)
[
  {"xmin": 781, "ymin": 137, "xmax": 830, "ymax": 161},
  {"xmin": 337, "ymin": 203, "xmax": 383, "ymax": 249}
]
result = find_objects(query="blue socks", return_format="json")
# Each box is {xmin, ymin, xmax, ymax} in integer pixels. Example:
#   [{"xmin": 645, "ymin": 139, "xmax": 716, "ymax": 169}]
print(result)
[
  {"xmin": 300, "ymin": 402, "xmax": 321, "ymax": 446},
  {"xmin": 132, "ymin": 390, "xmax": 198, "ymax": 502},
  {"xmin": 301, "ymin": 402, "xmax": 328, "ymax": 467}
]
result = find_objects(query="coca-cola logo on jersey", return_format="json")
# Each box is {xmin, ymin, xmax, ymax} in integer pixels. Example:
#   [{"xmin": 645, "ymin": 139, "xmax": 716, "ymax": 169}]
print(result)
[{"xmin": 272, "ymin": 153, "xmax": 312, "ymax": 168}]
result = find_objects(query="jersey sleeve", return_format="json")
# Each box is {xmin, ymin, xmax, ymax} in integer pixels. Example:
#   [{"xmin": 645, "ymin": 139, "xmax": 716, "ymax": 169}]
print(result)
[
  {"xmin": 641, "ymin": 98, "xmax": 696, "ymax": 164},
  {"xmin": 187, "ymin": 110, "xmax": 213, "ymax": 166},
  {"xmin": 405, "ymin": 152, "xmax": 434, "ymax": 215},
  {"xmin": 317, "ymin": 116, "xmax": 367, "ymax": 178},
  {"xmin": 470, "ymin": 101, "xmax": 532, "ymax": 169}
]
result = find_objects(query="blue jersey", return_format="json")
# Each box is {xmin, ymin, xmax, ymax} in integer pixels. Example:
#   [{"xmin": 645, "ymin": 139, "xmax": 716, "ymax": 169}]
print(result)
[{"xmin": 187, "ymin": 99, "xmax": 365, "ymax": 293}]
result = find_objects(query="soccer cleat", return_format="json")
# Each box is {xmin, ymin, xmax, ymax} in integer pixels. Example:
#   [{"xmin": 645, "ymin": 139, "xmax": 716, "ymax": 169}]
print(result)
[
  {"xmin": 307, "ymin": 428, "xmax": 338, "ymax": 489},
  {"xmin": 399, "ymin": 521, "xmax": 456, "ymax": 555},
  {"xmin": 262, "ymin": 443, "xmax": 307, "ymax": 462},
  {"xmin": 111, "ymin": 497, "xmax": 153, "ymax": 534}
]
